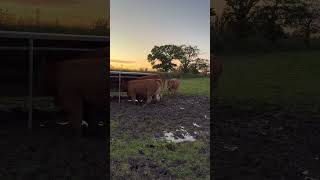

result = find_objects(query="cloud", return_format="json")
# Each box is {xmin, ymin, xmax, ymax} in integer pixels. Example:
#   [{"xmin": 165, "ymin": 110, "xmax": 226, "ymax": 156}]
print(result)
[
  {"xmin": 3, "ymin": 0, "xmax": 80, "ymax": 6},
  {"xmin": 111, "ymin": 59, "xmax": 136, "ymax": 64}
]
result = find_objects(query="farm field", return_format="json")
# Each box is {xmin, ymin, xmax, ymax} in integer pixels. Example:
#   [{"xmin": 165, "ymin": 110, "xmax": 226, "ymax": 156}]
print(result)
[
  {"xmin": 110, "ymin": 77, "xmax": 210, "ymax": 179},
  {"xmin": 213, "ymin": 51, "xmax": 320, "ymax": 180},
  {"xmin": 179, "ymin": 78, "xmax": 210, "ymax": 97}
]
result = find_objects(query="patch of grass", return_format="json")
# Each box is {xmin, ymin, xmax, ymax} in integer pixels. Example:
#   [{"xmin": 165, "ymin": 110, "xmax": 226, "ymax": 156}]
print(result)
[
  {"xmin": 178, "ymin": 78, "xmax": 210, "ymax": 97},
  {"xmin": 216, "ymin": 50, "xmax": 320, "ymax": 105},
  {"xmin": 110, "ymin": 135, "xmax": 210, "ymax": 179},
  {"xmin": 110, "ymin": 114, "xmax": 209, "ymax": 179}
]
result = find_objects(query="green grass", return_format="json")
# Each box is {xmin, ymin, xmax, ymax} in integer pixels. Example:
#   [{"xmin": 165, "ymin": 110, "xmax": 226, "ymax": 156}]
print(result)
[
  {"xmin": 110, "ymin": 119, "xmax": 209, "ymax": 179},
  {"xmin": 216, "ymin": 50, "xmax": 320, "ymax": 105},
  {"xmin": 111, "ymin": 134, "xmax": 210, "ymax": 179},
  {"xmin": 178, "ymin": 78, "xmax": 210, "ymax": 97}
]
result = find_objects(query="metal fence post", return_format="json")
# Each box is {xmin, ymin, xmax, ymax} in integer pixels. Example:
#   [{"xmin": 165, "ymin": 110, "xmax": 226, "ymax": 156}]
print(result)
[
  {"xmin": 118, "ymin": 72, "xmax": 121, "ymax": 103},
  {"xmin": 28, "ymin": 38, "xmax": 33, "ymax": 130}
]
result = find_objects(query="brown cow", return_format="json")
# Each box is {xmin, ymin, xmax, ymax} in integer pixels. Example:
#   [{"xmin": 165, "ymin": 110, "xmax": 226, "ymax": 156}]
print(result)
[
  {"xmin": 40, "ymin": 49, "xmax": 108, "ymax": 137},
  {"xmin": 167, "ymin": 78, "xmax": 181, "ymax": 95},
  {"xmin": 127, "ymin": 79, "xmax": 162, "ymax": 107},
  {"xmin": 136, "ymin": 74, "xmax": 165, "ymax": 100},
  {"xmin": 212, "ymin": 55, "xmax": 223, "ymax": 89}
]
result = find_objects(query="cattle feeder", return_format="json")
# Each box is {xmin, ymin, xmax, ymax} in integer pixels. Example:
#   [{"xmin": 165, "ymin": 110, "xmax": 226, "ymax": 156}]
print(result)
[
  {"xmin": 109, "ymin": 71, "xmax": 157, "ymax": 102},
  {"xmin": 0, "ymin": 30, "xmax": 109, "ymax": 130}
]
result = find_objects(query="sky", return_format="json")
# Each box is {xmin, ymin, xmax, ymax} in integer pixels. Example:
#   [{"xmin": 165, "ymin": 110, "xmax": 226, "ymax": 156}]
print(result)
[
  {"xmin": 111, "ymin": 0, "xmax": 210, "ymax": 70},
  {"xmin": 0, "ymin": 0, "xmax": 109, "ymax": 28}
]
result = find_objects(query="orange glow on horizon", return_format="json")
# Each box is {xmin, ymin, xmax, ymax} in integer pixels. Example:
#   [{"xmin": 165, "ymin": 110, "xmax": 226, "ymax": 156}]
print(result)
[{"xmin": 110, "ymin": 60, "xmax": 154, "ymax": 71}]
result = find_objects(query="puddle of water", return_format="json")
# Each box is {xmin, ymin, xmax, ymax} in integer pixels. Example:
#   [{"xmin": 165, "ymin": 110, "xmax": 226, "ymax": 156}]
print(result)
[
  {"xmin": 193, "ymin": 122, "xmax": 200, "ymax": 128},
  {"xmin": 56, "ymin": 120, "xmax": 88, "ymax": 127},
  {"xmin": 163, "ymin": 126, "xmax": 196, "ymax": 143},
  {"xmin": 98, "ymin": 121, "xmax": 104, "ymax": 126},
  {"xmin": 56, "ymin": 121, "xmax": 69, "ymax": 125},
  {"xmin": 82, "ymin": 120, "xmax": 88, "ymax": 127}
]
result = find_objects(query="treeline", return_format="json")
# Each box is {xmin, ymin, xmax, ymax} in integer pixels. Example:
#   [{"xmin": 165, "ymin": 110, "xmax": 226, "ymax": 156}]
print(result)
[
  {"xmin": 212, "ymin": 0, "xmax": 320, "ymax": 54},
  {"xmin": 147, "ymin": 45, "xmax": 210, "ymax": 76},
  {"xmin": 0, "ymin": 8, "xmax": 109, "ymax": 36},
  {"xmin": 110, "ymin": 66, "xmax": 207, "ymax": 79},
  {"xmin": 110, "ymin": 44, "xmax": 210, "ymax": 78}
]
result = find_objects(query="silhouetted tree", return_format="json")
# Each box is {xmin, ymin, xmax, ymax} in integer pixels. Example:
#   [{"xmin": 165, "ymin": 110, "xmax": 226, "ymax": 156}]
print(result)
[
  {"xmin": 93, "ymin": 17, "xmax": 109, "ymax": 34},
  {"xmin": 147, "ymin": 45, "xmax": 184, "ymax": 72},
  {"xmin": 179, "ymin": 45, "xmax": 200, "ymax": 73},
  {"xmin": 253, "ymin": 0, "xmax": 288, "ymax": 43},
  {"xmin": 191, "ymin": 58, "xmax": 210, "ymax": 75},
  {"xmin": 224, "ymin": 0, "xmax": 261, "ymax": 38},
  {"xmin": 0, "ymin": 8, "xmax": 9, "ymax": 27},
  {"xmin": 285, "ymin": 0, "xmax": 320, "ymax": 47}
]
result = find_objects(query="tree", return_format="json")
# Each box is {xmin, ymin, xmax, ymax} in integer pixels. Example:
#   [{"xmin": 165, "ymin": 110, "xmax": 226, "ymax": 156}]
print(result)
[
  {"xmin": 253, "ymin": 0, "xmax": 287, "ymax": 43},
  {"xmin": 147, "ymin": 45, "xmax": 184, "ymax": 72},
  {"xmin": 0, "ymin": 8, "xmax": 9, "ymax": 27},
  {"xmin": 196, "ymin": 58, "xmax": 210, "ymax": 74},
  {"xmin": 191, "ymin": 58, "xmax": 210, "ymax": 75},
  {"xmin": 179, "ymin": 45, "xmax": 200, "ymax": 73},
  {"xmin": 224, "ymin": 0, "xmax": 261, "ymax": 38},
  {"xmin": 285, "ymin": 0, "xmax": 320, "ymax": 47},
  {"xmin": 93, "ymin": 17, "xmax": 109, "ymax": 34}
]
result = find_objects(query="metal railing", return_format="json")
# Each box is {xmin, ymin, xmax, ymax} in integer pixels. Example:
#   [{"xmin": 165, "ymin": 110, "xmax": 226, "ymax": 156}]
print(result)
[{"xmin": 0, "ymin": 30, "xmax": 109, "ymax": 130}]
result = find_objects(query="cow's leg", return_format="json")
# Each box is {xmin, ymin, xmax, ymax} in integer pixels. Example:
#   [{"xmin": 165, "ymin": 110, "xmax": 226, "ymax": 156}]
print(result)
[
  {"xmin": 156, "ymin": 94, "xmax": 160, "ymax": 102},
  {"xmin": 61, "ymin": 94, "xmax": 83, "ymax": 137},
  {"xmin": 143, "ymin": 96, "xmax": 152, "ymax": 108},
  {"xmin": 84, "ymin": 102, "xmax": 106, "ymax": 138},
  {"xmin": 131, "ymin": 94, "xmax": 137, "ymax": 105}
]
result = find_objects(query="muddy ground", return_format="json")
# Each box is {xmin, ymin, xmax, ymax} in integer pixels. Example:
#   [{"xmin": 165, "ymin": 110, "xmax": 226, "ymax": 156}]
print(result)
[
  {"xmin": 110, "ymin": 95, "xmax": 210, "ymax": 140},
  {"xmin": 213, "ymin": 99, "xmax": 320, "ymax": 180},
  {"xmin": 110, "ymin": 95, "xmax": 210, "ymax": 179},
  {"xmin": 0, "ymin": 107, "xmax": 107, "ymax": 180}
]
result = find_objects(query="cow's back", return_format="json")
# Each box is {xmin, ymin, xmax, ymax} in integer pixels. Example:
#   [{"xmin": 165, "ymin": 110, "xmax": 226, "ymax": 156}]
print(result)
[
  {"xmin": 127, "ymin": 79, "xmax": 161, "ymax": 96},
  {"xmin": 56, "ymin": 57, "xmax": 107, "ymax": 104},
  {"xmin": 137, "ymin": 74, "xmax": 161, "ymax": 80},
  {"xmin": 122, "ymin": 74, "xmax": 162, "ymax": 92}
]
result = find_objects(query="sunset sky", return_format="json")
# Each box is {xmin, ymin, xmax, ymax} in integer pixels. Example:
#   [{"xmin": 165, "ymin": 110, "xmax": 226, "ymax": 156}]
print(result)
[
  {"xmin": 111, "ymin": 0, "xmax": 210, "ymax": 70},
  {"xmin": 0, "ymin": 0, "xmax": 109, "ymax": 28}
]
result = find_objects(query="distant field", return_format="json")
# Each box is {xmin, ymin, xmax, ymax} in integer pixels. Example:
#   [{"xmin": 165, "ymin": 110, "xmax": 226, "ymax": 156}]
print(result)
[
  {"xmin": 178, "ymin": 78, "xmax": 210, "ymax": 97},
  {"xmin": 215, "ymin": 50, "xmax": 320, "ymax": 105}
]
